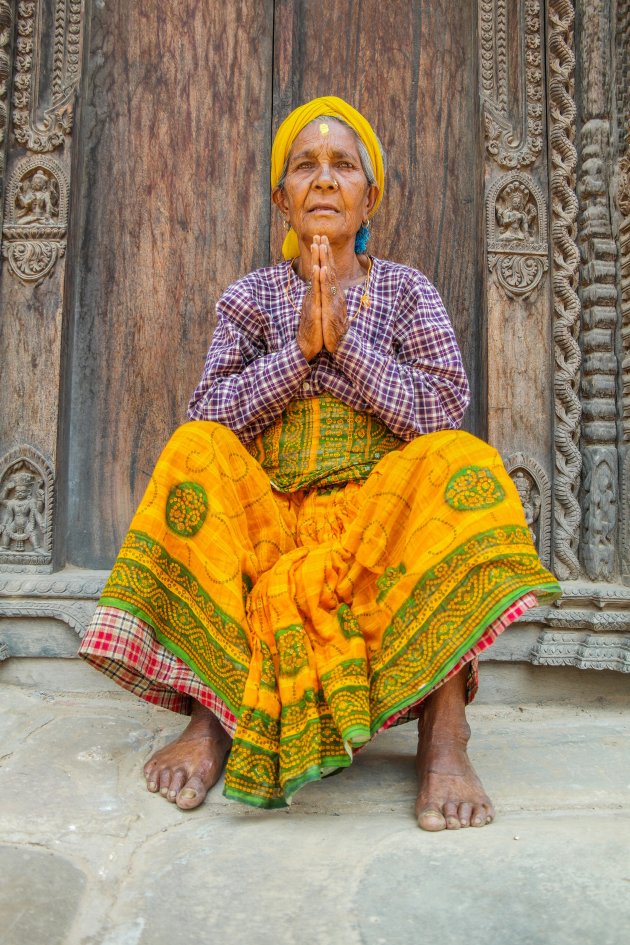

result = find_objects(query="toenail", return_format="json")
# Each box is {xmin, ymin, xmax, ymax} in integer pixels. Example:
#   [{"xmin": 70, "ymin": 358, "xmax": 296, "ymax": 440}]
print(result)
[
  {"xmin": 147, "ymin": 781, "xmax": 157, "ymax": 791},
  {"xmin": 179, "ymin": 788, "xmax": 197, "ymax": 800},
  {"xmin": 160, "ymin": 787, "xmax": 168, "ymax": 796},
  {"xmin": 168, "ymin": 790, "xmax": 177, "ymax": 799}
]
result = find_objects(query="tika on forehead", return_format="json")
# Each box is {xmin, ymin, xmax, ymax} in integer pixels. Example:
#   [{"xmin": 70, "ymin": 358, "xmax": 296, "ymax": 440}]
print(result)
[{"xmin": 319, "ymin": 122, "xmax": 330, "ymax": 135}]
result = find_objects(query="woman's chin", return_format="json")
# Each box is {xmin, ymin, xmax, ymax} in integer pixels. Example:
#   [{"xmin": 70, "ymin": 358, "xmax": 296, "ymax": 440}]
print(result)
[{"xmin": 297, "ymin": 223, "xmax": 354, "ymax": 248}]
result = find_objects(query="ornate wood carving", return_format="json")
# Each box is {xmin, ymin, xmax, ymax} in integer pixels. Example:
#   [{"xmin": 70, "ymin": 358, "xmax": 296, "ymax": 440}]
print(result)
[
  {"xmin": 12, "ymin": 0, "xmax": 82, "ymax": 152},
  {"xmin": 544, "ymin": 610, "xmax": 630, "ymax": 632},
  {"xmin": 0, "ymin": 0, "xmax": 14, "ymax": 244},
  {"xmin": 616, "ymin": 0, "xmax": 630, "ymax": 154},
  {"xmin": 479, "ymin": 0, "xmax": 544, "ymax": 169},
  {"xmin": 618, "ymin": 99, "xmax": 630, "ymax": 585},
  {"xmin": 549, "ymin": 0, "xmax": 582, "ymax": 580},
  {"xmin": 2, "ymin": 153, "xmax": 67, "ymax": 282},
  {"xmin": 531, "ymin": 631, "xmax": 630, "ymax": 671},
  {"xmin": 557, "ymin": 582, "xmax": 630, "ymax": 607},
  {"xmin": 619, "ymin": 138, "xmax": 630, "ymax": 442},
  {"xmin": 621, "ymin": 451, "xmax": 630, "ymax": 583},
  {"xmin": 577, "ymin": 118, "xmax": 619, "ymax": 580},
  {"xmin": 505, "ymin": 452, "xmax": 551, "ymax": 567},
  {"xmin": 0, "ymin": 2, "xmax": 12, "ymax": 147},
  {"xmin": 0, "ymin": 598, "xmax": 96, "ymax": 636},
  {"xmin": 0, "ymin": 444, "xmax": 54, "ymax": 571},
  {"xmin": 487, "ymin": 172, "xmax": 548, "ymax": 299},
  {"xmin": 0, "ymin": 572, "xmax": 108, "ymax": 597},
  {"xmin": 581, "ymin": 447, "xmax": 617, "ymax": 578},
  {"xmin": 0, "ymin": 0, "xmax": 15, "ymax": 268}
]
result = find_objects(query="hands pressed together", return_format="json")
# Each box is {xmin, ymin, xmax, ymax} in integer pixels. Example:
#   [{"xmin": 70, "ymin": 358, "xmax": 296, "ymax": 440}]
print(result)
[{"xmin": 297, "ymin": 236, "xmax": 349, "ymax": 361}]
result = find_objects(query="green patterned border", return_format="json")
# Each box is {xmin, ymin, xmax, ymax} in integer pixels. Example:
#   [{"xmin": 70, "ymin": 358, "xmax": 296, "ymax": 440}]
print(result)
[{"xmin": 99, "ymin": 530, "xmax": 250, "ymax": 715}]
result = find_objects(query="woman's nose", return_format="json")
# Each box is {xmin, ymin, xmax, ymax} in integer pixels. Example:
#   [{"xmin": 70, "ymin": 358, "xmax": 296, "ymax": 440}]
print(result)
[{"xmin": 314, "ymin": 164, "xmax": 336, "ymax": 188}]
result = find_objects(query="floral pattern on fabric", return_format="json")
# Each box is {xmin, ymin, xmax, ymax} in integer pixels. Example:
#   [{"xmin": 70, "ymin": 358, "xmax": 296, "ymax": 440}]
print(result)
[
  {"xmin": 165, "ymin": 481, "xmax": 209, "ymax": 537},
  {"xmin": 444, "ymin": 466, "xmax": 506, "ymax": 511}
]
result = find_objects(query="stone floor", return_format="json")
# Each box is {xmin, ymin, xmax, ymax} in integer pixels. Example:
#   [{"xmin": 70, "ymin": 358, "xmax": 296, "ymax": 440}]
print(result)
[{"xmin": 1, "ymin": 662, "xmax": 629, "ymax": 945}]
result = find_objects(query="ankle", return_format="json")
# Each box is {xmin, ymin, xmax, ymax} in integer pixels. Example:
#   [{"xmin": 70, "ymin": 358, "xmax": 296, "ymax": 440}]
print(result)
[{"xmin": 418, "ymin": 708, "xmax": 471, "ymax": 747}]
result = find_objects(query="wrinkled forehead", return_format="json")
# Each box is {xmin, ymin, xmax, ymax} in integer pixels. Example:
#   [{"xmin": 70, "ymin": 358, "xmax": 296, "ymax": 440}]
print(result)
[{"xmin": 288, "ymin": 118, "xmax": 361, "ymax": 159}]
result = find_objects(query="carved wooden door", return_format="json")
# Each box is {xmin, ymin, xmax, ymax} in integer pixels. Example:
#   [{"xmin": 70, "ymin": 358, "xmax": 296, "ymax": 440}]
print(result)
[{"xmin": 62, "ymin": 0, "xmax": 482, "ymax": 569}]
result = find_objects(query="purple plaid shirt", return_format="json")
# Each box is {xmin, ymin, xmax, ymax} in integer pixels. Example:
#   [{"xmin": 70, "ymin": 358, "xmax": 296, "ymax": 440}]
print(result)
[{"xmin": 187, "ymin": 257, "xmax": 470, "ymax": 442}]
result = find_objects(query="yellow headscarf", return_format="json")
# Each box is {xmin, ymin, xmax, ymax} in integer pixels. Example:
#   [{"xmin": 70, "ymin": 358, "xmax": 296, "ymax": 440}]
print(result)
[{"xmin": 271, "ymin": 96, "xmax": 385, "ymax": 259}]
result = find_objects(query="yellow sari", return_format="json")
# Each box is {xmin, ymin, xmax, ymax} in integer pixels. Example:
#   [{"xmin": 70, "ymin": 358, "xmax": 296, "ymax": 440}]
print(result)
[{"xmin": 98, "ymin": 396, "xmax": 560, "ymax": 807}]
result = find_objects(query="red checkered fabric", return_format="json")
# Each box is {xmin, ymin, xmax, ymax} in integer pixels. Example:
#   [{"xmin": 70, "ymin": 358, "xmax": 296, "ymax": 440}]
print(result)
[{"xmin": 79, "ymin": 592, "xmax": 537, "ymax": 738}]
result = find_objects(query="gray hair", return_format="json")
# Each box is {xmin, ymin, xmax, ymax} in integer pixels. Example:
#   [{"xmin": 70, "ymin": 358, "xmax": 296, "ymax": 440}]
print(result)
[{"xmin": 275, "ymin": 115, "xmax": 385, "ymax": 190}]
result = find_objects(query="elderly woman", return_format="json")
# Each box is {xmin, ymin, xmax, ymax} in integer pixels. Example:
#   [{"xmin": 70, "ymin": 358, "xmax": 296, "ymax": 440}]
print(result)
[{"xmin": 79, "ymin": 96, "xmax": 560, "ymax": 830}]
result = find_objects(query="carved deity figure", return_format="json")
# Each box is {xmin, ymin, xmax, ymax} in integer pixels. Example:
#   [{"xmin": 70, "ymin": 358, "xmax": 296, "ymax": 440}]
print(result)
[
  {"xmin": 512, "ymin": 470, "xmax": 541, "ymax": 546},
  {"xmin": 0, "ymin": 470, "xmax": 46, "ymax": 553},
  {"xmin": 15, "ymin": 169, "xmax": 60, "ymax": 225},
  {"xmin": 496, "ymin": 183, "xmax": 537, "ymax": 241},
  {"xmin": 591, "ymin": 461, "xmax": 616, "ymax": 547}
]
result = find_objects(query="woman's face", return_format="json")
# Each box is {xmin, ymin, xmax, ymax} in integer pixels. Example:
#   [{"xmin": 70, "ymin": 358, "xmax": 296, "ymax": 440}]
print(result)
[{"xmin": 273, "ymin": 120, "xmax": 378, "ymax": 251}]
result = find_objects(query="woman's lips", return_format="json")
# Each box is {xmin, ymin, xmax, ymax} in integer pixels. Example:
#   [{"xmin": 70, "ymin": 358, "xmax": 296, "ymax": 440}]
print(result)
[{"xmin": 308, "ymin": 205, "xmax": 338, "ymax": 213}]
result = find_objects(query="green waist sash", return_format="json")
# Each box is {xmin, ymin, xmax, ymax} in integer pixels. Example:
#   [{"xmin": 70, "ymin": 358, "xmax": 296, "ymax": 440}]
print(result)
[{"xmin": 245, "ymin": 395, "xmax": 405, "ymax": 493}]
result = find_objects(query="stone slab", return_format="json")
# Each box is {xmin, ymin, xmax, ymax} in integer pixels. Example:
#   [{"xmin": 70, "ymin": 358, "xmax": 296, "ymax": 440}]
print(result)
[
  {"xmin": 0, "ymin": 846, "xmax": 86, "ymax": 945},
  {"xmin": 0, "ymin": 683, "xmax": 629, "ymax": 945}
]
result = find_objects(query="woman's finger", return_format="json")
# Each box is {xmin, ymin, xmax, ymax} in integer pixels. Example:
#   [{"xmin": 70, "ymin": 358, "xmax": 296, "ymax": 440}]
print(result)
[
  {"xmin": 320, "ymin": 264, "xmax": 336, "ymax": 303},
  {"xmin": 321, "ymin": 238, "xmax": 338, "ymax": 293},
  {"xmin": 312, "ymin": 263, "xmax": 321, "ymax": 309}
]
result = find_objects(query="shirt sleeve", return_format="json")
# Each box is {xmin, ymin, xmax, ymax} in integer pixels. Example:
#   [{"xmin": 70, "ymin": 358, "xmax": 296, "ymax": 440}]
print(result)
[
  {"xmin": 187, "ymin": 285, "xmax": 311, "ymax": 440},
  {"xmin": 332, "ymin": 270, "xmax": 470, "ymax": 440}
]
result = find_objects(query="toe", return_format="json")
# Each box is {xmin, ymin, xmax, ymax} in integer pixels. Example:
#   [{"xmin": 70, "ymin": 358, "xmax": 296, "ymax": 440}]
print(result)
[
  {"xmin": 444, "ymin": 801, "xmax": 461, "ymax": 830},
  {"xmin": 176, "ymin": 776, "xmax": 208, "ymax": 811},
  {"xmin": 167, "ymin": 768, "xmax": 187, "ymax": 802},
  {"xmin": 158, "ymin": 769, "xmax": 172, "ymax": 797},
  {"xmin": 144, "ymin": 761, "xmax": 159, "ymax": 792},
  {"xmin": 458, "ymin": 802, "xmax": 473, "ymax": 827},
  {"xmin": 417, "ymin": 807, "xmax": 447, "ymax": 832},
  {"xmin": 471, "ymin": 804, "xmax": 488, "ymax": 827}
]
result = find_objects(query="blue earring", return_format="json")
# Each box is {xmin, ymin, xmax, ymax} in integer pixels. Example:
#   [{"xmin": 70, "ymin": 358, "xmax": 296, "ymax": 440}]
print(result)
[{"xmin": 354, "ymin": 220, "xmax": 371, "ymax": 253}]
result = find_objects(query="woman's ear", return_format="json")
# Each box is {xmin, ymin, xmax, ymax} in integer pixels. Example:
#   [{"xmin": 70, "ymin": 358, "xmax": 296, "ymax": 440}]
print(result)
[
  {"xmin": 365, "ymin": 184, "xmax": 379, "ymax": 218},
  {"xmin": 272, "ymin": 187, "xmax": 289, "ymax": 216}
]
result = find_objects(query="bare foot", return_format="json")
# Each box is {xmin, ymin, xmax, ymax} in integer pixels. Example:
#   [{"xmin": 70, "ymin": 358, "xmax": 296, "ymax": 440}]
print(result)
[
  {"xmin": 415, "ymin": 671, "xmax": 495, "ymax": 831},
  {"xmin": 143, "ymin": 700, "xmax": 232, "ymax": 810}
]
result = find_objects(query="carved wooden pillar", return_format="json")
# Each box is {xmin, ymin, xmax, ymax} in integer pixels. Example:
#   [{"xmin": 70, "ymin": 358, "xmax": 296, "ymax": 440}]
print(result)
[
  {"xmin": 547, "ymin": 0, "xmax": 583, "ymax": 580},
  {"xmin": 0, "ymin": 0, "xmax": 84, "ymax": 575},
  {"xmin": 479, "ymin": 0, "xmax": 560, "ymax": 574},
  {"xmin": 616, "ymin": 0, "xmax": 630, "ymax": 584},
  {"xmin": 0, "ymin": 0, "xmax": 14, "ymax": 234},
  {"xmin": 575, "ymin": 0, "xmax": 620, "ymax": 581},
  {"xmin": 480, "ymin": 0, "xmax": 584, "ymax": 581}
]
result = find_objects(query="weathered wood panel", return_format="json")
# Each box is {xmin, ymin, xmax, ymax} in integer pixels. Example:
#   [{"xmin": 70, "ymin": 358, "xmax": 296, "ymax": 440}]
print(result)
[
  {"xmin": 272, "ymin": 0, "xmax": 483, "ymax": 433},
  {"xmin": 65, "ymin": 0, "xmax": 274, "ymax": 567},
  {"xmin": 0, "ymin": 279, "xmax": 64, "ymax": 458}
]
